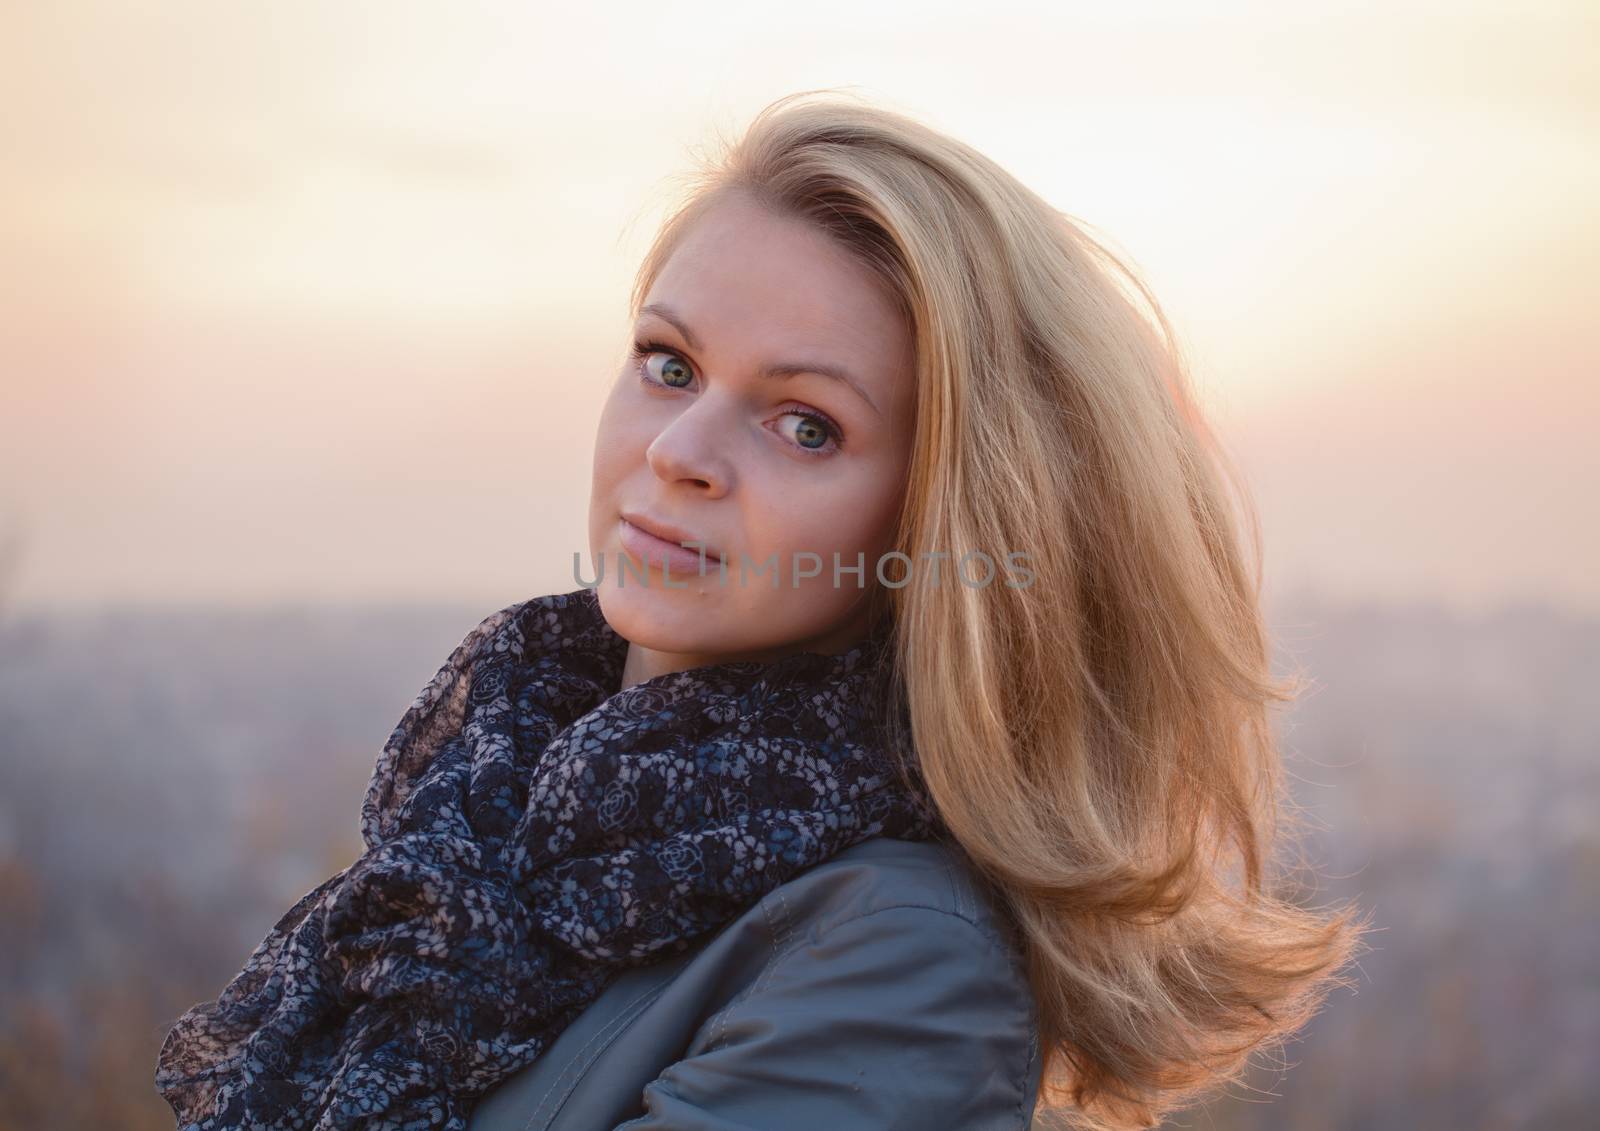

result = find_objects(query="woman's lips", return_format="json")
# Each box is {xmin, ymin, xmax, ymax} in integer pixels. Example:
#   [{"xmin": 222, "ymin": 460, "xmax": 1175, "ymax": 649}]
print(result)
[{"xmin": 618, "ymin": 517, "xmax": 723, "ymax": 578}]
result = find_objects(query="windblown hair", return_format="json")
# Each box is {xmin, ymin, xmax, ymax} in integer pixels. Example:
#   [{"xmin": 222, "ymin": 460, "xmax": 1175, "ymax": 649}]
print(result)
[{"xmin": 625, "ymin": 90, "xmax": 1370, "ymax": 1130}]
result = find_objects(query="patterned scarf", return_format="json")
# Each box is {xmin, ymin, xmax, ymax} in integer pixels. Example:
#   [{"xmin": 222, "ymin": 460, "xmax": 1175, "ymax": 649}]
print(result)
[{"xmin": 154, "ymin": 585, "xmax": 942, "ymax": 1130}]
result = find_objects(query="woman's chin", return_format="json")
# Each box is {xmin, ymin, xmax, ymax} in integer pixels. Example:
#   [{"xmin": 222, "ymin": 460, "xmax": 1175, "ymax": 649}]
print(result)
[{"xmin": 594, "ymin": 576, "xmax": 732, "ymax": 650}]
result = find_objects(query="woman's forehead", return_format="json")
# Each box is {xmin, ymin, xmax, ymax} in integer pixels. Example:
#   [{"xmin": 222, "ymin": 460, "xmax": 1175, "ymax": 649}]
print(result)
[{"xmin": 640, "ymin": 200, "xmax": 915, "ymax": 401}]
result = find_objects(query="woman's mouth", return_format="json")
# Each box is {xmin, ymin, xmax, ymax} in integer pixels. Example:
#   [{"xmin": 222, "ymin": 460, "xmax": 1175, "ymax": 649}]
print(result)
[{"xmin": 618, "ymin": 516, "xmax": 724, "ymax": 578}]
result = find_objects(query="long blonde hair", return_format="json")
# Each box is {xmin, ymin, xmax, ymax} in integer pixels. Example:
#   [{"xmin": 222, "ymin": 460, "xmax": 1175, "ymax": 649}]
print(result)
[{"xmin": 626, "ymin": 90, "xmax": 1370, "ymax": 1130}]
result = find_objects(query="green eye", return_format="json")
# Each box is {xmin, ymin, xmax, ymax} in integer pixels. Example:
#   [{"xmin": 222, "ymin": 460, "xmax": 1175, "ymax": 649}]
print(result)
[
  {"xmin": 631, "ymin": 336, "xmax": 843, "ymax": 458},
  {"xmin": 657, "ymin": 355, "xmax": 692, "ymax": 388},
  {"xmin": 777, "ymin": 410, "xmax": 841, "ymax": 456},
  {"xmin": 632, "ymin": 339, "xmax": 695, "ymax": 388},
  {"xmin": 791, "ymin": 416, "xmax": 828, "ymax": 449}
]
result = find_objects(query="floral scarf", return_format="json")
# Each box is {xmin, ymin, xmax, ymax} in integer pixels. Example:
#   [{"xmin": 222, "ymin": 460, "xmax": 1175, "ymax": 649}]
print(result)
[{"xmin": 155, "ymin": 586, "xmax": 942, "ymax": 1129}]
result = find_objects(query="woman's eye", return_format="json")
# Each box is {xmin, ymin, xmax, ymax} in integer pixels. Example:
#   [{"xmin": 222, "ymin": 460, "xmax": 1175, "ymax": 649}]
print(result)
[
  {"xmin": 776, "ymin": 411, "xmax": 841, "ymax": 455},
  {"xmin": 633, "ymin": 342, "xmax": 691, "ymax": 391},
  {"xmin": 632, "ymin": 337, "xmax": 842, "ymax": 457}
]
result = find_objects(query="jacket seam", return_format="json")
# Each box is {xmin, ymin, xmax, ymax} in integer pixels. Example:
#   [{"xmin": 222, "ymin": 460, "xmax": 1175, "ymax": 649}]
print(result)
[
  {"xmin": 1019, "ymin": 1026, "xmax": 1040, "ymax": 1128},
  {"xmin": 827, "ymin": 900, "xmax": 988, "ymax": 934},
  {"xmin": 710, "ymin": 916, "xmax": 793, "ymax": 1053},
  {"xmin": 942, "ymin": 854, "xmax": 968, "ymax": 920},
  {"xmin": 934, "ymin": 851, "xmax": 1036, "ymax": 1126},
  {"xmin": 701, "ymin": 902, "xmax": 1006, "ymax": 1057},
  {"xmin": 522, "ymin": 980, "xmax": 670, "ymax": 1131},
  {"xmin": 714, "ymin": 886, "xmax": 795, "ymax": 1053}
]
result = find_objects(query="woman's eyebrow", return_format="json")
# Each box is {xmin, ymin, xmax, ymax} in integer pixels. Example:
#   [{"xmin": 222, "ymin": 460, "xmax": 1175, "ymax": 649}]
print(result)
[{"xmin": 637, "ymin": 301, "xmax": 882, "ymax": 418}]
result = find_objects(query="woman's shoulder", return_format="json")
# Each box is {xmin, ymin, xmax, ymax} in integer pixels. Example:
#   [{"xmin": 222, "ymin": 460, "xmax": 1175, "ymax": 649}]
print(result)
[
  {"xmin": 766, "ymin": 833, "xmax": 1025, "ymax": 953},
  {"xmin": 626, "ymin": 834, "xmax": 1042, "ymax": 1127},
  {"xmin": 742, "ymin": 832, "xmax": 1039, "ymax": 1061},
  {"xmin": 468, "ymin": 835, "xmax": 1041, "ymax": 1130}
]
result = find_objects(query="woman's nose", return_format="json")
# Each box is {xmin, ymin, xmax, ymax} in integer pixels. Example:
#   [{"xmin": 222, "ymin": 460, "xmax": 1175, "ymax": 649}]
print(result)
[{"xmin": 643, "ymin": 398, "xmax": 734, "ymax": 497}]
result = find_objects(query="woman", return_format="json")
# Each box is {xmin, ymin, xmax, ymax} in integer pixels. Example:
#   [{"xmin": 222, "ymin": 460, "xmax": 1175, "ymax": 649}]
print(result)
[{"xmin": 156, "ymin": 91, "xmax": 1368, "ymax": 1131}]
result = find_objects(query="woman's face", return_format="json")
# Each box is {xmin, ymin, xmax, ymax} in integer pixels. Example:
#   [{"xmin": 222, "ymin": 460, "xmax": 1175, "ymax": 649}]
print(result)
[{"xmin": 588, "ymin": 192, "xmax": 917, "ymax": 681}]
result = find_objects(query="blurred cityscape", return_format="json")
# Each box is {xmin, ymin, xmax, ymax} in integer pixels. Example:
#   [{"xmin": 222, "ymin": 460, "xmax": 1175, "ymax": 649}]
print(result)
[{"xmin": 0, "ymin": 585, "xmax": 1594, "ymax": 1129}]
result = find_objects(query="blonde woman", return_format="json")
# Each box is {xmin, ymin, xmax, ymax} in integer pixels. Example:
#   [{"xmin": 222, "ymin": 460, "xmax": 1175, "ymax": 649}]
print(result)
[{"xmin": 157, "ymin": 91, "xmax": 1368, "ymax": 1131}]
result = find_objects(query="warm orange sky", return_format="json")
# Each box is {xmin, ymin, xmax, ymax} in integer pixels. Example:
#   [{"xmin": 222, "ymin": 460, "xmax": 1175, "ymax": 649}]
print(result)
[{"xmin": 3, "ymin": 2, "xmax": 1596, "ymax": 614}]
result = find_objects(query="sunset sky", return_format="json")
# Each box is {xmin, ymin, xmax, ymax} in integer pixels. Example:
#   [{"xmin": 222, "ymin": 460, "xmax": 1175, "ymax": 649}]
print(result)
[{"xmin": 3, "ymin": 1, "xmax": 1596, "ymax": 614}]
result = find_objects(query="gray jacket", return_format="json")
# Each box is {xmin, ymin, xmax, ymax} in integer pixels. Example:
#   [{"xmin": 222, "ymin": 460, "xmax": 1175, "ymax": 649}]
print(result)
[{"xmin": 466, "ymin": 836, "xmax": 1042, "ymax": 1130}]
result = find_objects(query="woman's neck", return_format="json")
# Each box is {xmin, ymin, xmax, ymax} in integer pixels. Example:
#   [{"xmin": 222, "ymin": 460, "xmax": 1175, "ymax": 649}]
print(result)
[{"xmin": 617, "ymin": 606, "xmax": 875, "ymax": 691}]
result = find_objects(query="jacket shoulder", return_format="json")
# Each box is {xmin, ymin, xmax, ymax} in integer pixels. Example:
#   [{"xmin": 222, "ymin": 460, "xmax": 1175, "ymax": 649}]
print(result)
[
  {"xmin": 622, "ymin": 836, "xmax": 1040, "ymax": 1128},
  {"xmin": 748, "ymin": 834, "xmax": 1022, "ymax": 953},
  {"xmin": 467, "ymin": 836, "xmax": 1041, "ymax": 1130}
]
